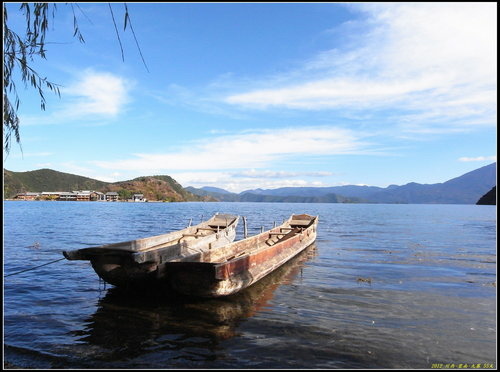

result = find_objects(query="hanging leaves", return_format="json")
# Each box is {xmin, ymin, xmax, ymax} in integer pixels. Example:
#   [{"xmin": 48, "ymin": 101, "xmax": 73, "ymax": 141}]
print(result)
[
  {"xmin": 123, "ymin": 3, "xmax": 149, "ymax": 73},
  {"xmin": 4, "ymin": 3, "xmax": 66, "ymax": 154},
  {"xmin": 3, "ymin": 2, "xmax": 148, "ymax": 154},
  {"xmin": 108, "ymin": 3, "xmax": 125, "ymax": 62}
]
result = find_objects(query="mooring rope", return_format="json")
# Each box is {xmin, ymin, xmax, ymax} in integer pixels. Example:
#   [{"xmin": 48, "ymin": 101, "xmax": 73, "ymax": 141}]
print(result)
[{"xmin": 4, "ymin": 257, "xmax": 66, "ymax": 278}]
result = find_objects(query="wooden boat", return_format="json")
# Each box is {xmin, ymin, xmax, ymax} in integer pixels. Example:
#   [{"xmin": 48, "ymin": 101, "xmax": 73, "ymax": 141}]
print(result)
[
  {"xmin": 164, "ymin": 214, "xmax": 318, "ymax": 297},
  {"xmin": 82, "ymin": 245, "xmax": 317, "ymax": 344},
  {"xmin": 62, "ymin": 213, "xmax": 239, "ymax": 288}
]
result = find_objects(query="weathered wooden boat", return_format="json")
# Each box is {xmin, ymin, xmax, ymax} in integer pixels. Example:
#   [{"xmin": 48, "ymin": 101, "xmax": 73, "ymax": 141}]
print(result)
[
  {"xmin": 164, "ymin": 214, "xmax": 318, "ymax": 297},
  {"xmin": 62, "ymin": 213, "xmax": 239, "ymax": 288},
  {"xmin": 85, "ymin": 245, "xmax": 317, "ymax": 343}
]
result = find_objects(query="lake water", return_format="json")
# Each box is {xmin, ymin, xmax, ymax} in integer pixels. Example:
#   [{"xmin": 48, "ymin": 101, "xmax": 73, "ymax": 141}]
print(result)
[{"xmin": 3, "ymin": 201, "xmax": 497, "ymax": 369}]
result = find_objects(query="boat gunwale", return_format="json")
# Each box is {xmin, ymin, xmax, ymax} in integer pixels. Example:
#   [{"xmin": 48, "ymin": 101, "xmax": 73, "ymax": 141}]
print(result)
[
  {"xmin": 167, "ymin": 214, "xmax": 318, "ymax": 281},
  {"xmin": 62, "ymin": 213, "xmax": 239, "ymax": 260}
]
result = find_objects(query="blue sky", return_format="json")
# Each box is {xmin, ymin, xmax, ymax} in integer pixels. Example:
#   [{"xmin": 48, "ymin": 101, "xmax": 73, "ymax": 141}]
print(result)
[{"xmin": 4, "ymin": 2, "xmax": 497, "ymax": 192}]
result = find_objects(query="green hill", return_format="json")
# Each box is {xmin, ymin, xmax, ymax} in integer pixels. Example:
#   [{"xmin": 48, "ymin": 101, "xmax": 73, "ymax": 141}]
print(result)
[
  {"xmin": 3, "ymin": 168, "xmax": 207, "ymax": 202},
  {"xmin": 104, "ymin": 175, "xmax": 212, "ymax": 202},
  {"xmin": 4, "ymin": 169, "xmax": 108, "ymax": 197}
]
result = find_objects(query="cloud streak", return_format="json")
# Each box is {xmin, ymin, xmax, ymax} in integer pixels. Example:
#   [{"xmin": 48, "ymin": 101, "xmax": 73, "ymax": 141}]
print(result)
[
  {"xmin": 225, "ymin": 75, "xmax": 446, "ymax": 109},
  {"xmin": 9, "ymin": 152, "xmax": 53, "ymax": 158},
  {"xmin": 223, "ymin": 3, "xmax": 496, "ymax": 131},
  {"xmin": 93, "ymin": 126, "xmax": 375, "ymax": 172},
  {"xmin": 458, "ymin": 156, "xmax": 496, "ymax": 162},
  {"xmin": 168, "ymin": 171, "xmax": 332, "ymax": 193},
  {"xmin": 231, "ymin": 169, "xmax": 334, "ymax": 179}
]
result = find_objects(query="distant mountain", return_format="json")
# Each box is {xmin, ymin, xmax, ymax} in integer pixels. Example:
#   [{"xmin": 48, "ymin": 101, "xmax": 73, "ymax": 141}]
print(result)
[
  {"xmin": 200, "ymin": 186, "xmax": 233, "ymax": 194},
  {"xmin": 186, "ymin": 186, "xmax": 364, "ymax": 203},
  {"xmin": 238, "ymin": 192, "xmax": 365, "ymax": 203},
  {"xmin": 5, "ymin": 162, "xmax": 496, "ymax": 204},
  {"xmin": 3, "ymin": 169, "xmax": 206, "ymax": 202},
  {"xmin": 477, "ymin": 186, "xmax": 496, "ymax": 205},
  {"xmin": 364, "ymin": 163, "xmax": 496, "ymax": 204},
  {"xmin": 190, "ymin": 162, "xmax": 496, "ymax": 204},
  {"xmin": 241, "ymin": 185, "xmax": 384, "ymax": 199},
  {"xmin": 185, "ymin": 186, "xmax": 240, "ymax": 202}
]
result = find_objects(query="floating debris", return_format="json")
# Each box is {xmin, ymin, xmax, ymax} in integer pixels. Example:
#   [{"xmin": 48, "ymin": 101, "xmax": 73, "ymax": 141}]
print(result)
[
  {"xmin": 357, "ymin": 277, "xmax": 372, "ymax": 284},
  {"xmin": 481, "ymin": 281, "xmax": 496, "ymax": 287}
]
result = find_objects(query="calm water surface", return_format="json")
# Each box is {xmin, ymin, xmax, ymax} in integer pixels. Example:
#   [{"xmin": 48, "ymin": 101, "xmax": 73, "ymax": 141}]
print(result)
[{"xmin": 3, "ymin": 201, "xmax": 497, "ymax": 369}]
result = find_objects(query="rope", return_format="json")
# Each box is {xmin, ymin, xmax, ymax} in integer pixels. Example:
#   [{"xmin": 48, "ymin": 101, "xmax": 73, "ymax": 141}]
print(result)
[{"xmin": 4, "ymin": 257, "xmax": 66, "ymax": 278}]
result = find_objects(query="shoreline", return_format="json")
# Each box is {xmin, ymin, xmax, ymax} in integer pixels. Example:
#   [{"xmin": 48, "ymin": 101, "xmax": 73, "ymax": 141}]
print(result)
[{"xmin": 3, "ymin": 199, "xmax": 175, "ymax": 203}]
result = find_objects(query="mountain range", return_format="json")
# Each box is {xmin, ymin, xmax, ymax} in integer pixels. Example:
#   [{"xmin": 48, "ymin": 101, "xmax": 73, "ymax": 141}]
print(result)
[
  {"xmin": 187, "ymin": 162, "xmax": 496, "ymax": 204},
  {"xmin": 4, "ymin": 162, "xmax": 496, "ymax": 204}
]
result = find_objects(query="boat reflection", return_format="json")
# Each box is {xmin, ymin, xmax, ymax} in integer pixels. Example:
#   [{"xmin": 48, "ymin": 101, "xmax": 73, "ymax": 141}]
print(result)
[{"xmin": 71, "ymin": 244, "xmax": 317, "ymax": 363}]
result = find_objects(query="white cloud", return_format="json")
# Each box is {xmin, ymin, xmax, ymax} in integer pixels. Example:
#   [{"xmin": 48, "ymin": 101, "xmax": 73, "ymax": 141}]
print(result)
[
  {"xmin": 170, "ymin": 171, "xmax": 331, "ymax": 193},
  {"xmin": 226, "ymin": 75, "xmax": 447, "ymax": 109},
  {"xmin": 224, "ymin": 3, "xmax": 497, "ymax": 131},
  {"xmin": 62, "ymin": 70, "xmax": 131, "ymax": 117},
  {"xmin": 93, "ymin": 126, "xmax": 374, "ymax": 172},
  {"xmin": 458, "ymin": 156, "xmax": 496, "ymax": 162},
  {"xmin": 231, "ymin": 169, "xmax": 334, "ymax": 178},
  {"xmin": 20, "ymin": 71, "xmax": 132, "ymax": 126},
  {"xmin": 9, "ymin": 152, "xmax": 53, "ymax": 158}
]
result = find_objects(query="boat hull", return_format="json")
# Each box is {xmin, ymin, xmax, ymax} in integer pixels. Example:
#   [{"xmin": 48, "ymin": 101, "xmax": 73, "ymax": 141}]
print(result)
[
  {"xmin": 62, "ymin": 214, "xmax": 239, "ymax": 288},
  {"xmin": 90, "ymin": 229, "xmax": 237, "ymax": 288},
  {"xmin": 166, "ymin": 214, "xmax": 318, "ymax": 297}
]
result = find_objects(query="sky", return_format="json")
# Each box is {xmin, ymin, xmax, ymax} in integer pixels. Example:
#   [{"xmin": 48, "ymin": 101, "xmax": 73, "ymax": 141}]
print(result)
[{"xmin": 3, "ymin": 2, "xmax": 497, "ymax": 193}]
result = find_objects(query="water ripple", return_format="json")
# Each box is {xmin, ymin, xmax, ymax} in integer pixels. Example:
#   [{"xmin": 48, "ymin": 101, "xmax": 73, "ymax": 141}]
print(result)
[{"xmin": 3, "ymin": 201, "xmax": 496, "ymax": 368}]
